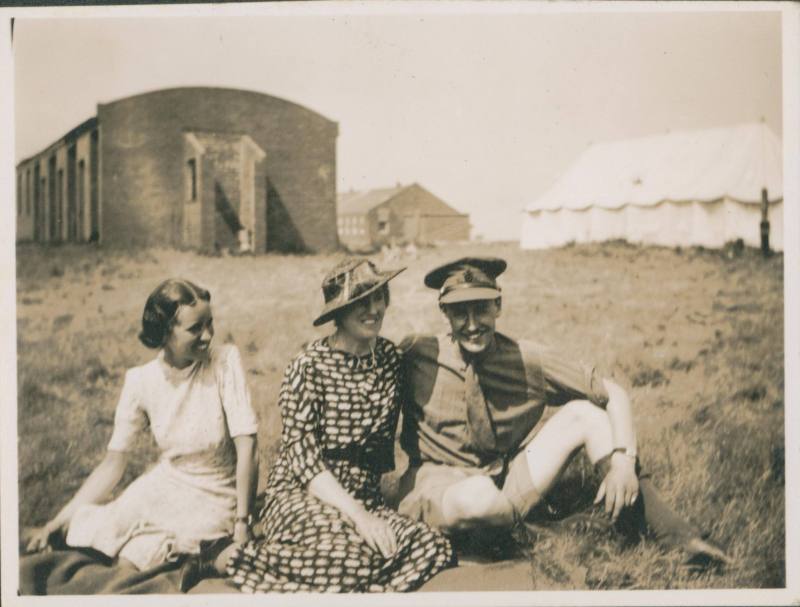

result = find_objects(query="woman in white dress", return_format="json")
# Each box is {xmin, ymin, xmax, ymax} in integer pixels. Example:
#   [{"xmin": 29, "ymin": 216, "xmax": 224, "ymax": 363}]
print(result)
[{"xmin": 25, "ymin": 278, "xmax": 259, "ymax": 591}]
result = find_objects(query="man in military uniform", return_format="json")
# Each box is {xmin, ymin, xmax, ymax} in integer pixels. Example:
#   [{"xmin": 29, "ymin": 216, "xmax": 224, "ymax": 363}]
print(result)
[{"xmin": 395, "ymin": 256, "xmax": 729, "ymax": 563}]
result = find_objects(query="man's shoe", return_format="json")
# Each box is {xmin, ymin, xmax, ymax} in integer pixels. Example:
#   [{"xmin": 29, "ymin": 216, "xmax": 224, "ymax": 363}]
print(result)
[
  {"xmin": 451, "ymin": 526, "xmax": 528, "ymax": 565},
  {"xmin": 683, "ymin": 536, "xmax": 733, "ymax": 567}
]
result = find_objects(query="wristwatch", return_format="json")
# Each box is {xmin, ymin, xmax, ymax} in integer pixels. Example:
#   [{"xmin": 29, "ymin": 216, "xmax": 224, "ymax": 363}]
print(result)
[{"xmin": 612, "ymin": 446, "xmax": 638, "ymax": 460}]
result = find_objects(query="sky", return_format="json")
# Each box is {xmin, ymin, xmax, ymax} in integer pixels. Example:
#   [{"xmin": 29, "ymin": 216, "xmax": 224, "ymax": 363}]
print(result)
[{"xmin": 11, "ymin": 5, "xmax": 783, "ymax": 241}]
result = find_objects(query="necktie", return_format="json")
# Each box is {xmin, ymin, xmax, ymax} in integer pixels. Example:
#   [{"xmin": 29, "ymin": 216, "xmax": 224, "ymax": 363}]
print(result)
[{"xmin": 464, "ymin": 361, "xmax": 497, "ymax": 453}]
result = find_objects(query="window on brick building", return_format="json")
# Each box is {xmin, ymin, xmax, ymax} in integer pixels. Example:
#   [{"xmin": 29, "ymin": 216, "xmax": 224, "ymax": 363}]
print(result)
[
  {"xmin": 187, "ymin": 158, "xmax": 197, "ymax": 201},
  {"xmin": 78, "ymin": 160, "xmax": 85, "ymax": 235},
  {"xmin": 377, "ymin": 208, "xmax": 390, "ymax": 235}
]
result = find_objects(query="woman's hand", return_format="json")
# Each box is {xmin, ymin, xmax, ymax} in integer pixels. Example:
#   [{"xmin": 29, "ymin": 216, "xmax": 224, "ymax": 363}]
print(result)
[
  {"xmin": 25, "ymin": 520, "xmax": 64, "ymax": 554},
  {"xmin": 232, "ymin": 520, "xmax": 253, "ymax": 545},
  {"xmin": 308, "ymin": 470, "xmax": 397, "ymax": 557},
  {"xmin": 594, "ymin": 452, "xmax": 639, "ymax": 522},
  {"xmin": 351, "ymin": 510, "xmax": 397, "ymax": 558}
]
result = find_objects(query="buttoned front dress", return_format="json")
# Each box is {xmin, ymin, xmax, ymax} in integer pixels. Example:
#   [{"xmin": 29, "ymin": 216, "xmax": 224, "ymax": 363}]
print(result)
[
  {"xmin": 226, "ymin": 337, "xmax": 454, "ymax": 593},
  {"xmin": 65, "ymin": 344, "xmax": 259, "ymax": 571}
]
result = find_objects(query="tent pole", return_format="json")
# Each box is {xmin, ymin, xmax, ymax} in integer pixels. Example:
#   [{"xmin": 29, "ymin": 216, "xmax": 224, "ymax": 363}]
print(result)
[{"xmin": 760, "ymin": 187, "xmax": 771, "ymax": 257}]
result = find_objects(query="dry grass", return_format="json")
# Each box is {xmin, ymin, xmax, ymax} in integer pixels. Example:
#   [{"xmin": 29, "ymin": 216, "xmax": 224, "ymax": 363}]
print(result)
[{"xmin": 16, "ymin": 240, "xmax": 784, "ymax": 589}]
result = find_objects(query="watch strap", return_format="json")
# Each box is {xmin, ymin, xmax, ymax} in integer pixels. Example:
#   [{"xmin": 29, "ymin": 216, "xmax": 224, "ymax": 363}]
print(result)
[{"xmin": 612, "ymin": 446, "xmax": 637, "ymax": 459}]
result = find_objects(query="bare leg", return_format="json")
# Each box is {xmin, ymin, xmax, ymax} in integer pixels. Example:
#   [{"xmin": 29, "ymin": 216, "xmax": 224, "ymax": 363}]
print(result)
[
  {"xmin": 523, "ymin": 400, "xmax": 612, "ymax": 493},
  {"xmin": 501, "ymin": 400, "xmax": 611, "ymax": 519},
  {"xmin": 438, "ymin": 400, "xmax": 610, "ymax": 531},
  {"xmin": 523, "ymin": 403, "xmax": 731, "ymax": 563},
  {"xmin": 439, "ymin": 475, "xmax": 515, "ymax": 531}
]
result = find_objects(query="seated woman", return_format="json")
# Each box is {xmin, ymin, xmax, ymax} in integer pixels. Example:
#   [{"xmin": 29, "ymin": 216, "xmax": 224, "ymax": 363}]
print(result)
[
  {"xmin": 22, "ymin": 279, "xmax": 259, "ymax": 594},
  {"xmin": 197, "ymin": 258, "xmax": 454, "ymax": 592}
]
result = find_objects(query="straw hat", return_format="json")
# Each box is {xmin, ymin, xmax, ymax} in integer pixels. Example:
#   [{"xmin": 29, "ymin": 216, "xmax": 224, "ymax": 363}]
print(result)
[{"xmin": 313, "ymin": 258, "xmax": 406, "ymax": 326}]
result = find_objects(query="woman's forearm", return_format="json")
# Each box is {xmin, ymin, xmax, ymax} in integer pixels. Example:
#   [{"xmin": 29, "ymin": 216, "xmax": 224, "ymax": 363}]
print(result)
[
  {"xmin": 233, "ymin": 435, "xmax": 258, "ymax": 519},
  {"xmin": 51, "ymin": 450, "xmax": 128, "ymax": 528},
  {"xmin": 308, "ymin": 470, "xmax": 368, "ymax": 522}
]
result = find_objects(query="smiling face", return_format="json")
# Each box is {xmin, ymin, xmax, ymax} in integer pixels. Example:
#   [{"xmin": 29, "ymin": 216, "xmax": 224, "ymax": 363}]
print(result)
[
  {"xmin": 337, "ymin": 287, "xmax": 387, "ymax": 345},
  {"xmin": 163, "ymin": 300, "xmax": 214, "ymax": 369},
  {"xmin": 442, "ymin": 298, "xmax": 501, "ymax": 355}
]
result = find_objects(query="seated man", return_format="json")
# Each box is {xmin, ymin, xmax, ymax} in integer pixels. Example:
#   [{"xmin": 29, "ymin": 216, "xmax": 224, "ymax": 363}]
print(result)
[{"xmin": 395, "ymin": 256, "xmax": 728, "ymax": 563}]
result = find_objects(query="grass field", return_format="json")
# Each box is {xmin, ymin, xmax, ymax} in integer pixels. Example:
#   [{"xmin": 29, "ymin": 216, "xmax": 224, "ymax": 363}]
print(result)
[{"xmin": 15, "ymin": 240, "xmax": 785, "ymax": 590}]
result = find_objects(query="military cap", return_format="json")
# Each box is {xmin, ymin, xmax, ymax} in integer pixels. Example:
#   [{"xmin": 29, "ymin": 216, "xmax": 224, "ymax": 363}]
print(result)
[{"xmin": 423, "ymin": 257, "xmax": 507, "ymax": 304}]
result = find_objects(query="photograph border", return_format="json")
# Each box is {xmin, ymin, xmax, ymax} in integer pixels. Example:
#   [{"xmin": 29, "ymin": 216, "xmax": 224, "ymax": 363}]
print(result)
[{"xmin": 1, "ymin": 2, "xmax": 798, "ymax": 605}]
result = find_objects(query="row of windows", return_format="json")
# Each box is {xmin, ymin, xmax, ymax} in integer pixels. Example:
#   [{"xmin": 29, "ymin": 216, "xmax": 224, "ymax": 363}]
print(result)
[
  {"xmin": 17, "ymin": 161, "xmax": 87, "ymax": 218},
  {"xmin": 17, "ymin": 169, "xmax": 33, "ymax": 217},
  {"xmin": 339, "ymin": 215, "xmax": 366, "ymax": 227},
  {"xmin": 338, "ymin": 221, "xmax": 391, "ymax": 237}
]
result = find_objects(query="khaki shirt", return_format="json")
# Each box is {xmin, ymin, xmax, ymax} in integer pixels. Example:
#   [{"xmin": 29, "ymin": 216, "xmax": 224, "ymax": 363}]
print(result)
[{"xmin": 400, "ymin": 332, "xmax": 609, "ymax": 471}]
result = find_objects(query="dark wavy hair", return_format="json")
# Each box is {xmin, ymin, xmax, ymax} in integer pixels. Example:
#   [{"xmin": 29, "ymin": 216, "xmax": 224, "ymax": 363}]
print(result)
[{"xmin": 138, "ymin": 279, "xmax": 211, "ymax": 349}]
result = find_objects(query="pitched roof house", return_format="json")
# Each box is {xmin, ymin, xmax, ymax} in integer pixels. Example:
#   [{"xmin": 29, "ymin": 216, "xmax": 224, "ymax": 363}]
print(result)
[{"xmin": 337, "ymin": 183, "xmax": 470, "ymax": 251}]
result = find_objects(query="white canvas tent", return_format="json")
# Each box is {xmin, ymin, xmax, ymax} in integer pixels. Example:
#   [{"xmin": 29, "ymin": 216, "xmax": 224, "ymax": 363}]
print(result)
[{"xmin": 521, "ymin": 123, "xmax": 783, "ymax": 251}]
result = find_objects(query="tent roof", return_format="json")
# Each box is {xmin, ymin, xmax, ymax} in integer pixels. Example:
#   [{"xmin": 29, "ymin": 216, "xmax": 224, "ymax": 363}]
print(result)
[{"xmin": 527, "ymin": 122, "xmax": 783, "ymax": 213}]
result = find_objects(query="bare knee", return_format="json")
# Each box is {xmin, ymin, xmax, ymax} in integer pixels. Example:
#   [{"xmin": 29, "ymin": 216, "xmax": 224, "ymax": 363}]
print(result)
[
  {"xmin": 441, "ymin": 476, "xmax": 512, "ymax": 529},
  {"xmin": 560, "ymin": 399, "xmax": 607, "ymax": 428},
  {"xmin": 558, "ymin": 399, "xmax": 613, "ymax": 460}
]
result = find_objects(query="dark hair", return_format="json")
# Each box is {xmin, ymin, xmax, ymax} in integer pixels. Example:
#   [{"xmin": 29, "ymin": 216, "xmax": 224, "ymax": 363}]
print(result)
[
  {"xmin": 333, "ymin": 283, "xmax": 391, "ymax": 328},
  {"xmin": 138, "ymin": 279, "xmax": 211, "ymax": 349}
]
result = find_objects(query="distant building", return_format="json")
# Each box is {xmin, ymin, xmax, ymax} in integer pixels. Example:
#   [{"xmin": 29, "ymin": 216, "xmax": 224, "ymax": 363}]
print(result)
[
  {"xmin": 337, "ymin": 183, "xmax": 470, "ymax": 251},
  {"xmin": 15, "ymin": 87, "xmax": 339, "ymax": 253}
]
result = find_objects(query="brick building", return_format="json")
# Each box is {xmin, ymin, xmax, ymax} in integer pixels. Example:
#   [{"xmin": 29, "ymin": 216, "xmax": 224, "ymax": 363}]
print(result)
[
  {"xmin": 15, "ymin": 87, "xmax": 339, "ymax": 253},
  {"xmin": 337, "ymin": 183, "xmax": 470, "ymax": 252}
]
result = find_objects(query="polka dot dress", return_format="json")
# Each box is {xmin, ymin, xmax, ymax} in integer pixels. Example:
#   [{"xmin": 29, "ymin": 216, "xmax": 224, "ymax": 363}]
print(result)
[{"xmin": 227, "ymin": 337, "xmax": 454, "ymax": 593}]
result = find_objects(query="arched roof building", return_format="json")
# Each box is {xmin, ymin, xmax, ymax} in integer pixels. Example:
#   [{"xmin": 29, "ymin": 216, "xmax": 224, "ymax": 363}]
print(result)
[{"xmin": 16, "ymin": 87, "xmax": 340, "ymax": 253}]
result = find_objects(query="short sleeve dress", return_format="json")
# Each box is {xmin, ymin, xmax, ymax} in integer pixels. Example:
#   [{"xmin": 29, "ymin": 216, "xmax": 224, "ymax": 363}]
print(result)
[
  {"xmin": 226, "ymin": 336, "xmax": 454, "ymax": 593},
  {"xmin": 65, "ymin": 344, "xmax": 259, "ymax": 571}
]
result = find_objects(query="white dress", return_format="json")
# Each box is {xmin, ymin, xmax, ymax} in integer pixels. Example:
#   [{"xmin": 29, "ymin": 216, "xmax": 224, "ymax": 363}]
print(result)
[{"xmin": 65, "ymin": 344, "xmax": 259, "ymax": 571}]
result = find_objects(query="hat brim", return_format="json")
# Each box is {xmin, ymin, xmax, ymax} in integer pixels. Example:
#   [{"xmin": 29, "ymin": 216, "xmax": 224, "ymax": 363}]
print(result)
[
  {"xmin": 439, "ymin": 286, "xmax": 502, "ymax": 304},
  {"xmin": 424, "ymin": 257, "xmax": 507, "ymax": 290},
  {"xmin": 312, "ymin": 267, "xmax": 405, "ymax": 326}
]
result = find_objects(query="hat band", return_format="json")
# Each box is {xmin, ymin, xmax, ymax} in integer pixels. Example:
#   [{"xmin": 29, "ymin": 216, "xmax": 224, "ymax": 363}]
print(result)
[
  {"xmin": 440, "ymin": 281, "xmax": 501, "ymax": 299},
  {"xmin": 322, "ymin": 260, "xmax": 383, "ymax": 303}
]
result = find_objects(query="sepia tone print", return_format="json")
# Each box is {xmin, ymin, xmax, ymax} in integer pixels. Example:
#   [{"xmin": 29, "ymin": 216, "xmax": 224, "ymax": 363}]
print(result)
[{"xmin": 3, "ymin": 5, "xmax": 797, "ymax": 605}]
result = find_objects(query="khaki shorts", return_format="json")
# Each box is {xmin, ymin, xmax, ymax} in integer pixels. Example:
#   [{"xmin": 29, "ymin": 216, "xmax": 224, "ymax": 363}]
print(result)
[
  {"xmin": 395, "ymin": 423, "xmax": 546, "ymax": 528},
  {"xmin": 395, "ymin": 462, "xmax": 496, "ymax": 528}
]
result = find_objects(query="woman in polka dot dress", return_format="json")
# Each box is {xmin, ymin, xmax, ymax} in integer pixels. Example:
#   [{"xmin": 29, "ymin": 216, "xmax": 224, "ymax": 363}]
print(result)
[{"xmin": 224, "ymin": 258, "xmax": 454, "ymax": 592}]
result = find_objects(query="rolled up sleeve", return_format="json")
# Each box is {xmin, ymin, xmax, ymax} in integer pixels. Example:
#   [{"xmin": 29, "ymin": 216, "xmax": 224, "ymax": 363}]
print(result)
[{"xmin": 539, "ymin": 349, "xmax": 609, "ymax": 407}]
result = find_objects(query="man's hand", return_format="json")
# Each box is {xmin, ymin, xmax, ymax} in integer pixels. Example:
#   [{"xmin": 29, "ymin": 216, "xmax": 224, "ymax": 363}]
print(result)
[
  {"xmin": 352, "ymin": 510, "xmax": 398, "ymax": 558},
  {"xmin": 594, "ymin": 452, "xmax": 639, "ymax": 522}
]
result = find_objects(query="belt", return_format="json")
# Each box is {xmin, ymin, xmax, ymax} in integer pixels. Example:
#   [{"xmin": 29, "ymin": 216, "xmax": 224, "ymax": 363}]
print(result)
[{"xmin": 322, "ymin": 443, "xmax": 393, "ymax": 471}]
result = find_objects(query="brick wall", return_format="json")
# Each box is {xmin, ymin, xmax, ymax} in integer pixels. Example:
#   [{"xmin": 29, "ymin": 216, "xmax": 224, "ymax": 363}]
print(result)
[{"xmin": 97, "ymin": 87, "xmax": 339, "ymax": 252}]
